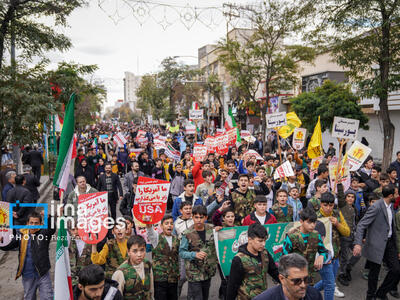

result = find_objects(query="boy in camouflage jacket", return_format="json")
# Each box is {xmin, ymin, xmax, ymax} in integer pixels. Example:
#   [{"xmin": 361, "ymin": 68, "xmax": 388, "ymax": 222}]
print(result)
[
  {"xmin": 112, "ymin": 235, "xmax": 153, "ymax": 300},
  {"xmin": 68, "ymin": 225, "xmax": 92, "ymax": 286},
  {"xmin": 269, "ymin": 189, "xmax": 294, "ymax": 223},
  {"xmin": 147, "ymin": 214, "xmax": 180, "ymax": 300},
  {"xmin": 283, "ymin": 208, "xmax": 329, "ymax": 284},
  {"xmin": 227, "ymin": 223, "xmax": 280, "ymax": 300},
  {"xmin": 179, "ymin": 205, "xmax": 217, "ymax": 300},
  {"xmin": 231, "ymin": 174, "xmax": 256, "ymax": 225}
]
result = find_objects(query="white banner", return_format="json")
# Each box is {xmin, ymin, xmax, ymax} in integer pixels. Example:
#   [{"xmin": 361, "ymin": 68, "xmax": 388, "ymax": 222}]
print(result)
[
  {"xmin": 266, "ymin": 112, "xmax": 287, "ymax": 129},
  {"xmin": 274, "ymin": 161, "xmax": 295, "ymax": 180},
  {"xmin": 189, "ymin": 109, "xmax": 204, "ymax": 120},
  {"xmin": 332, "ymin": 116, "xmax": 359, "ymax": 140}
]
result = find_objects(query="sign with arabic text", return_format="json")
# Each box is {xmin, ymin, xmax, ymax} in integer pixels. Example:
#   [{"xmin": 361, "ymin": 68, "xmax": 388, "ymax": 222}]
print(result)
[
  {"xmin": 193, "ymin": 144, "xmax": 208, "ymax": 162},
  {"xmin": 78, "ymin": 192, "xmax": 109, "ymax": 244},
  {"xmin": 332, "ymin": 117, "xmax": 359, "ymax": 140},
  {"xmin": 189, "ymin": 109, "xmax": 204, "ymax": 120},
  {"xmin": 266, "ymin": 112, "xmax": 287, "ymax": 129},
  {"xmin": 133, "ymin": 177, "xmax": 170, "ymax": 225}
]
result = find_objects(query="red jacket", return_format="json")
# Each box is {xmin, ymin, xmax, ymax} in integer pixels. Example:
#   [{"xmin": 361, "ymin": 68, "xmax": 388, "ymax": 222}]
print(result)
[
  {"xmin": 191, "ymin": 161, "xmax": 215, "ymax": 192},
  {"xmin": 242, "ymin": 211, "xmax": 277, "ymax": 226}
]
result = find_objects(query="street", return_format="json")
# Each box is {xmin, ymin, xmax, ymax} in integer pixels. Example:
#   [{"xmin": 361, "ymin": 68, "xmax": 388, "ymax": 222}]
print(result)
[{"xmin": 0, "ymin": 176, "xmax": 386, "ymax": 300}]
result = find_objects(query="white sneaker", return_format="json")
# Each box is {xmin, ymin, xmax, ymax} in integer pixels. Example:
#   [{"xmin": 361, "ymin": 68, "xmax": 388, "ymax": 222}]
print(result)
[{"xmin": 334, "ymin": 286, "xmax": 345, "ymax": 298}]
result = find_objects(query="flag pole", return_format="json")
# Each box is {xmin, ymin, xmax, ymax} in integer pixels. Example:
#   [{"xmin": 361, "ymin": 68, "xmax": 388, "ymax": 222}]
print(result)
[{"xmin": 275, "ymin": 127, "xmax": 282, "ymax": 164}]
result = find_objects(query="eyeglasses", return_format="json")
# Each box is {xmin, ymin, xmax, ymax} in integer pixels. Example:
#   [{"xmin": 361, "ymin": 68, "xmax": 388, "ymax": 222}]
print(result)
[{"xmin": 285, "ymin": 275, "xmax": 311, "ymax": 285}]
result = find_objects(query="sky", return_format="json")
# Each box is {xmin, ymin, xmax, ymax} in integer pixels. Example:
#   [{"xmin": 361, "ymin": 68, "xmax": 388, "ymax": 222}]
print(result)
[{"xmin": 45, "ymin": 0, "xmax": 255, "ymax": 109}]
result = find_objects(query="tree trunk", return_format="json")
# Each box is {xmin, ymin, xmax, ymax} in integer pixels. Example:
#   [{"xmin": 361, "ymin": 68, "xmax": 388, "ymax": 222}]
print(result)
[
  {"xmin": 0, "ymin": 2, "xmax": 16, "ymax": 69},
  {"xmin": 379, "ymin": 9, "xmax": 395, "ymax": 170},
  {"xmin": 262, "ymin": 86, "xmax": 269, "ymax": 155}
]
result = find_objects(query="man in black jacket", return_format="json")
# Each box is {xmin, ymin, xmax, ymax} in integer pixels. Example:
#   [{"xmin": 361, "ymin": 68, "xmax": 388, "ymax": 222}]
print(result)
[
  {"xmin": 15, "ymin": 211, "xmax": 56, "ymax": 300},
  {"xmin": 6, "ymin": 174, "xmax": 34, "ymax": 225},
  {"xmin": 26, "ymin": 146, "xmax": 44, "ymax": 180},
  {"xmin": 254, "ymin": 253, "xmax": 322, "ymax": 300},
  {"xmin": 73, "ymin": 264, "xmax": 123, "ymax": 300},
  {"xmin": 22, "ymin": 164, "xmax": 40, "ymax": 202},
  {"xmin": 119, "ymin": 177, "xmax": 137, "ymax": 216},
  {"xmin": 97, "ymin": 163, "xmax": 123, "ymax": 221}
]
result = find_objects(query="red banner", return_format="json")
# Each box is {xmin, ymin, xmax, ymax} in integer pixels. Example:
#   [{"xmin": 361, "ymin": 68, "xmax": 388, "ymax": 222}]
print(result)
[
  {"xmin": 193, "ymin": 144, "xmax": 208, "ymax": 162},
  {"xmin": 204, "ymin": 135, "xmax": 216, "ymax": 153},
  {"xmin": 132, "ymin": 177, "xmax": 170, "ymax": 224},
  {"xmin": 77, "ymin": 192, "xmax": 109, "ymax": 244},
  {"xmin": 226, "ymin": 128, "xmax": 237, "ymax": 146},
  {"xmin": 215, "ymin": 133, "xmax": 229, "ymax": 155}
]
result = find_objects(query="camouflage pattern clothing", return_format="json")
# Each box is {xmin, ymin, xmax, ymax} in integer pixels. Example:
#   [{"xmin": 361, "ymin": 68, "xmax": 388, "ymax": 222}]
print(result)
[
  {"xmin": 182, "ymin": 224, "xmax": 217, "ymax": 282},
  {"xmin": 270, "ymin": 203, "xmax": 293, "ymax": 223},
  {"xmin": 308, "ymin": 196, "xmax": 321, "ymax": 212},
  {"xmin": 231, "ymin": 188, "xmax": 256, "ymax": 224},
  {"xmin": 152, "ymin": 234, "xmax": 180, "ymax": 283},
  {"xmin": 236, "ymin": 249, "xmax": 270, "ymax": 300},
  {"xmin": 284, "ymin": 227, "xmax": 328, "ymax": 284},
  {"xmin": 116, "ymin": 259, "xmax": 152, "ymax": 300},
  {"xmin": 105, "ymin": 239, "xmax": 127, "ymax": 279},
  {"xmin": 69, "ymin": 239, "xmax": 92, "ymax": 285}
]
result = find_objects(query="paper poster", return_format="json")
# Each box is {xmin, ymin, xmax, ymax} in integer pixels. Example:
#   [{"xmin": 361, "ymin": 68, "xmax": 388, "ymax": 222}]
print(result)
[
  {"xmin": 114, "ymin": 132, "xmax": 128, "ymax": 147},
  {"xmin": 226, "ymin": 128, "xmax": 237, "ymax": 146},
  {"xmin": 204, "ymin": 136, "xmax": 216, "ymax": 153},
  {"xmin": 189, "ymin": 109, "xmax": 204, "ymax": 120},
  {"xmin": 268, "ymin": 96, "xmax": 279, "ymax": 113},
  {"xmin": 242, "ymin": 150, "xmax": 263, "ymax": 162},
  {"xmin": 165, "ymin": 143, "xmax": 180, "ymax": 161},
  {"xmin": 193, "ymin": 144, "xmax": 208, "ymax": 162},
  {"xmin": 332, "ymin": 117, "xmax": 359, "ymax": 140},
  {"xmin": 185, "ymin": 124, "xmax": 196, "ymax": 135},
  {"xmin": 310, "ymin": 156, "xmax": 324, "ymax": 180},
  {"xmin": 292, "ymin": 128, "xmax": 307, "ymax": 150},
  {"xmin": 154, "ymin": 138, "xmax": 167, "ymax": 150},
  {"xmin": 329, "ymin": 156, "xmax": 350, "ymax": 193},
  {"xmin": 77, "ymin": 192, "xmax": 109, "ymax": 244},
  {"xmin": 0, "ymin": 201, "xmax": 12, "ymax": 247},
  {"xmin": 133, "ymin": 177, "xmax": 171, "ymax": 225},
  {"xmin": 216, "ymin": 134, "xmax": 229, "ymax": 155},
  {"xmin": 344, "ymin": 141, "xmax": 372, "ymax": 171},
  {"xmin": 133, "ymin": 215, "xmax": 163, "ymax": 245},
  {"xmin": 266, "ymin": 112, "xmax": 287, "ymax": 129},
  {"xmin": 273, "ymin": 161, "xmax": 295, "ymax": 180},
  {"xmin": 215, "ymin": 218, "xmax": 333, "ymax": 277}
]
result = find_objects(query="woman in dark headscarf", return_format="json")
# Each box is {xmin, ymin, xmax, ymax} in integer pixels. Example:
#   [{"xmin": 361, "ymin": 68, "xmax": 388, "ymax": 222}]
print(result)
[{"xmin": 74, "ymin": 158, "xmax": 95, "ymax": 187}]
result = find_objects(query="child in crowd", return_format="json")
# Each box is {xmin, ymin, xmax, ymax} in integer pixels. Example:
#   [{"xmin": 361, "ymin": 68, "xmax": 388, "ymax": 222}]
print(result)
[
  {"xmin": 307, "ymin": 179, "xmax": 328, "ymax": 212},
  {"xmin": 243, "ymin": 195, "xmax": 277, "ymax": 225},
  {"xmin": 112, "ymin": 235, "xmax": 153, "ymax": 299},
  {"xmin": 287, "ymin": 186, "xmax": 303, "ymax": 221},
  {"xmin": 147, "ymin": 215, "xmax": 180, "ymax": 300},
  {"xmin": 269, "ymin": 189, "xmax": 294, "ymax": 223}
]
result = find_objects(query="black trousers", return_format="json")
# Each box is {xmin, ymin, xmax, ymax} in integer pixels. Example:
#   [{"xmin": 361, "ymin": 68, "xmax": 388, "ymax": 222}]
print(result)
[
  {"xmin": 108, "ymin": 193, "xmax": 117, "ymax": 221},
  {"xmin": 32, "ymin": 165, "xmax": 41, "ymax": 180},
  {"xmin": 154, "ymin": 281, "xmax": 178, "ymax": 300},
  {"xmin": 187, "ymin": 279, "xmax": 211, "ymax": 300},
  {"xmin": 367, "ymin": 237, "xmax": 400, "ymax": 298}
]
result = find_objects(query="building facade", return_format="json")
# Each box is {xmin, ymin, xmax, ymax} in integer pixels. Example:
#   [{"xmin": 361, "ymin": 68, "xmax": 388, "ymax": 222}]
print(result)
[{"xmin": 123, "ymin": 72, "xmax": 142, "ymax": 111}]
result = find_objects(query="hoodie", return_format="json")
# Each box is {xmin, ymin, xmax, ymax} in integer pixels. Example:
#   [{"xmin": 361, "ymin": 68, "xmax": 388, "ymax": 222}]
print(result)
[
  {"xmin": 73, "ymin": 279, "xmax": 123, "ymax": 300},
  {"xmin": 226, "ymin": 244, "xmax": 280, "ymax": 300}
]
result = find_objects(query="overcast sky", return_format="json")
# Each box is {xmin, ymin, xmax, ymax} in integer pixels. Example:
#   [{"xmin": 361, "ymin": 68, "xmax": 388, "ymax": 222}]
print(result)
[{"xmin": 46, "ymin": 0, "xmax": 253, "ymax": 108}]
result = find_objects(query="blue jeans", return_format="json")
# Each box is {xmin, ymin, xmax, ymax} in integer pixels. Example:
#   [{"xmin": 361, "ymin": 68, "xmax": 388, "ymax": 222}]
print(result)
[
  {"xmin": 315, "ymin": 258, "xmax": 340, "ymax": 300},
  {"xmin": 22, "ymin": 272, "xmax": 53, "ymax": 300}
]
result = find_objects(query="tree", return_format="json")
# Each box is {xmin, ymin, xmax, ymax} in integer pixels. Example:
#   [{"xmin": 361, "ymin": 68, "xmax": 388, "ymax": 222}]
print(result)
[
  {"xmin": 0, "ymin": 0, "xmax": 86, "ymax": 68},
  {"xmin": 106, "ymin": 103, "xmax": 139, "ymax": 123},
  {"xmin": 0, "ymin": 63, "xmax": 55, "ymax": 148},
  {"xmin": 47, "ymin": 62, "xmax": 106, "ymax": 129},
  {"xmin": 302, "ymin": 0, "xmax": 400, "ymax": 168},
  {"xmin": 136, "ymin": 74, "xmax": 169, "ymax": 120},
  {"xmin": 158, "ymin": 57, "xmax": 201, "ymax": 120},
  {"xmin": 291, "ymin": 80, "xmax": 369, "ymax": 133},
  {"xmin": 218, "ymin": 0, "xmax": 315, "ymax": 148}
]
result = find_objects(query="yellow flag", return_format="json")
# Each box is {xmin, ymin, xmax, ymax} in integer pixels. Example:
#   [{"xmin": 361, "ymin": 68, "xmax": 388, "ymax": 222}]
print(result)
[
  {"xmin": 169, "ymin": 125, "xmax": 180, "ymax": 133},
  {"xmin": 307, "ymin": 116, "xmax": 323, "ymax": 159},
  {"xmin": 278, "ymin": 112, "xmax": 302, "ymax": 139}
]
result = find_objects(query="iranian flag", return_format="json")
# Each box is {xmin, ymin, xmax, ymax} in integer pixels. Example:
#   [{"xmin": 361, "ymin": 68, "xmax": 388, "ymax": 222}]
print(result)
[
  {"xmin": 225, "ymin": 107, "xmax": 241, "ymax": 143},
  {"xmin": 54, "ymin": 219, "xmax": 73, "ymax": 300},
  {"xmin": 53, "ymin": 94, "xmax": 76, "ymax": 193}
]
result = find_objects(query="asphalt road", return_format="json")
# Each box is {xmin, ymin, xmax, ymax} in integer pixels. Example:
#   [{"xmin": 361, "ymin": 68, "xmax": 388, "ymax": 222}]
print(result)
[{"xmin": 0, "ymin": 178, "xmax": 391, "ymax": 300}]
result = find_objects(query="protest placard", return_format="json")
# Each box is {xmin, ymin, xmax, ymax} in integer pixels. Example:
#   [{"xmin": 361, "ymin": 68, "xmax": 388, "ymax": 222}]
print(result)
[
  {"xmin": 332, "ymin": 116, "xmax": 359, "ymax": 140},
  {"xmin": 344, "ymin": 140, "xmax": 372, "ymax": 171},
  {"xmin": 185, "ymin": 124, "xmax": 196, "ymax": 135},
  {"xmin": 154, "ymin": 138, "xmax": 167, "ymax": 150},
  {"xmin": 216, "ymin": 133, "xmax": 229, "ymax": 155},
  {"xmin": 273, "ymin": 161, "xmax": 295, "ymax": 180},
  {"xmin": 204, "ymin": 135, "xmax": 216, "ymax": 153},
  {"xmin": 77, "ymin": 192, "xmax": 109, "ymax": 244},
  {"xmin": 193, "ymin": 144, "xmax": 208, "ymax": 162},
  {"xmin": 310, "ymin": 156, "xmax": 324, "ymax": 180},
  {"xmin": 0, "ymin": 201, "xmax": 12, "ymax": 247},
  {"xmin": 133, "ymin": 177, "xmax": 170, "ymax": 225},
  {"xmin": 266, "ymin": 112, "xmax": 287, "ymax": 129},
  {"xmin": 329, "ymin": 156, "xmax": 350, "ymax": 192},
  {"xmin": 226, "ymin": 128, "xmax": 237, "ymax": 146},
  {"xmin": 113, "ymin": 132, "xmax": 128, "ymax": 148},
  {"xmin": 292, "ymin": 128, "xmax": 307, "ymax": 150},
  {"xmin": 189, "ymin": 109, "xmax": 204, "ymax": 120},
  {"xmin": 164, "ymin": 143, "xmax": 180, "ymax": 161},
  {"xmin": 215, "ymin": 218, "xmax": 333, "ymax": 277},
  {"xmin": 242, "ymin": 150, "xmax": 263, "ymax": 162}
]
